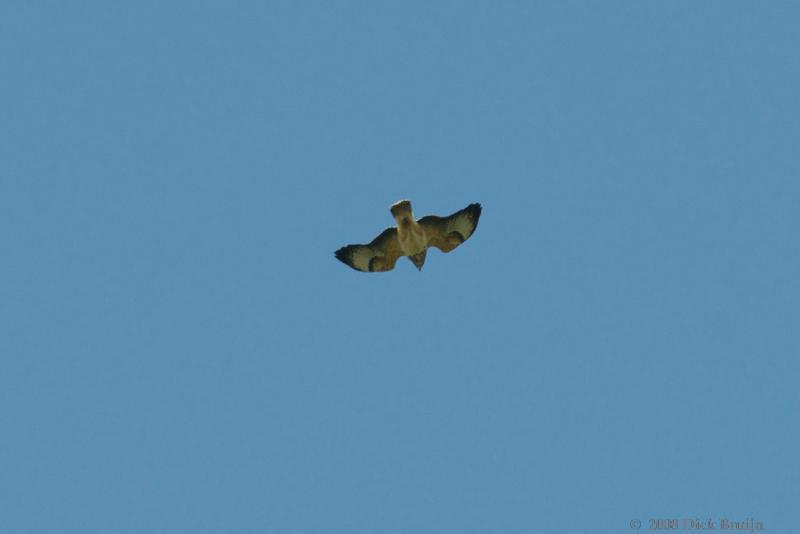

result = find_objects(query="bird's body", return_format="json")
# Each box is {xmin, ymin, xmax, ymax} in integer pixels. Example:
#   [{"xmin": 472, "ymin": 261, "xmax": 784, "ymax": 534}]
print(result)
[
  {"xmin": 391, "ymin": 200, "xmax": 428, "ymax": 269},
  {"xmin": 335, "ymin": 200, "xmax": 482, "ymax": 272}
]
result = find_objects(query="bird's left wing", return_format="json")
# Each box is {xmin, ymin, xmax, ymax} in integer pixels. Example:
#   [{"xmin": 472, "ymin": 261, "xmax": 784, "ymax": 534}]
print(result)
[{"xmin": 335, "ymin": 227, "xmax": 402, "ymax": 272}]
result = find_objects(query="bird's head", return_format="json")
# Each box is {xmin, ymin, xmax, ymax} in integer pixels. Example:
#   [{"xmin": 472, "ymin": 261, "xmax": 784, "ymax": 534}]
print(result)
[{"xmin": 390, "ymin": 199, "xmax": 413, "ymax": 218}]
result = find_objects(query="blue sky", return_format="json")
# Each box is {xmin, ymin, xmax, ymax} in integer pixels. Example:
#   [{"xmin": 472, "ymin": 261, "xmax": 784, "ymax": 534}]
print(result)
[{"xmin": 2, "ymin": 2, "xmax": 798, "ymax": 533}]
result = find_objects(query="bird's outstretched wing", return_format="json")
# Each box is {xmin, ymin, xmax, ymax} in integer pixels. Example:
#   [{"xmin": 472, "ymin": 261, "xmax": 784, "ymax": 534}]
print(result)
[
  {"xmin": 418, "ymin": 203, "xmax": 482, "ymax": 253},
  {"xmin": 335, "ymin": 227, "xmax": 402, "ymax": 272}
]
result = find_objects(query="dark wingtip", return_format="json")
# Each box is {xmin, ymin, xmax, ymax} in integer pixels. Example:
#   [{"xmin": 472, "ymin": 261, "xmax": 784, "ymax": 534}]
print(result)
[
  {"xmin": 335, "ymin": 245, "xmax": 366, "ymax": 272},
  {"xmin": 466, "ymin": 202, "xmax": 482, "ymax": 229},
  {"xmin": 335, "ymin": 246, "xmax": 355, "ymax": 269}
]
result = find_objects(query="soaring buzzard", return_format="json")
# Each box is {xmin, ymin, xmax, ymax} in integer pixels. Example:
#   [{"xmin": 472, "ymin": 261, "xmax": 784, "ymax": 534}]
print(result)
[{"xmin": 335, "ymin": 200, "xmax": 482, "ymax": 272}]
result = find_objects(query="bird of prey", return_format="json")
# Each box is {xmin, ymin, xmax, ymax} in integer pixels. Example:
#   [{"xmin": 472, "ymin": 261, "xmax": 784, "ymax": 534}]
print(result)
[{"xmin": 335, "ymin": 200, "xmax": 482, "ymax": 272}]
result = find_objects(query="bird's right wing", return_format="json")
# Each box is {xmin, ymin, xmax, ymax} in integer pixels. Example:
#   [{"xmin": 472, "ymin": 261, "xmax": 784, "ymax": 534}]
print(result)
[
  {"xmin": 418, "ymin": 203, "xmax": 482, "ymax": 253},
  {"xmin": 335, "ymin": 227, "xmax": 402, "ymax": 272}
]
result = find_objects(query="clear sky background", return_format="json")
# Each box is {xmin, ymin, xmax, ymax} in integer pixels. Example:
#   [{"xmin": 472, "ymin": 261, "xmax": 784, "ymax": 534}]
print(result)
[{"xmin": 2, "ymin": 2, "xmax": 798, "ymax": 533}]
